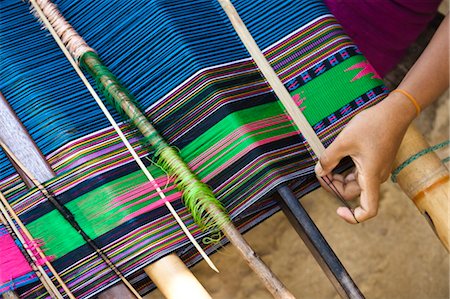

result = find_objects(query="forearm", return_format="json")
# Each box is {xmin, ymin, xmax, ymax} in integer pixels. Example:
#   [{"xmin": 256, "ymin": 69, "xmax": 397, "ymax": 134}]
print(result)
[{"xmin": 397, "ymin": 14, "xmax": 449, "ymax": 112}]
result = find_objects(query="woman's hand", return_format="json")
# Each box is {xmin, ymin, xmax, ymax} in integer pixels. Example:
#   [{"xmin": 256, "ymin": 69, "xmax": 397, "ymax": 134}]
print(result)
[
  {"xmin": 314, "ymin": 92, "xmax": 416, "ymax": 223},
  {"xmin": 315, "ymin": 15, "xmax": 448, "ymax": 223}
]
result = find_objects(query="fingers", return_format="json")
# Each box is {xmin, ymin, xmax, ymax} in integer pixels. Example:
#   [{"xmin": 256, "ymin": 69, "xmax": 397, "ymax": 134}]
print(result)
[
  {"xmin": 317, "ymin": 174, "xmax": 335, "ymax": 194},
  {"xmin": 315, "ymin": 136, "xmax": 348, "ymax": 177},
  {"xmin": 340, "ymin": 179, "xmax": 361, "ymax": 200},
  {"xmin": 357, "ymin": 174, "xmax": 380, "ymax": 221},
  {"xmin": 345, "ymin": 168, "xmax": 358, "ymax": 182},
  {"xmin": 317, "ymin": 169, "xmax": 361, "ymax": 200},
  {"xmin": 342, "ymin": 169, "xmax": 360, "ymax": 199},
  {"xmin": 326, "ymin": 175, "xmax": 360, "ymax": 200},
  {"xmin": 337, "ymin": 207, "xmax": 357, "ymax": 224},
  {"xmin": 313, "ymin": 130, "xmax": 380, "ymax": 224},
  {"xmin": 336, "ymin": 174, "xmax": 380, "ymax": 224}
]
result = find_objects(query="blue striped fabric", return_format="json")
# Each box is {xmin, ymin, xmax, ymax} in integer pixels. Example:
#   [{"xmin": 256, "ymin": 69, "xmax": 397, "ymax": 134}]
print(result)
[{"xmin": 0, "ymin": 0, "xmax": 329, "ymax": 178}]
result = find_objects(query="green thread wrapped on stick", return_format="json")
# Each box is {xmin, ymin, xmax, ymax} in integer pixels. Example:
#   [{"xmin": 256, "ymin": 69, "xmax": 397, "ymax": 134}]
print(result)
[
  {"xmin": 78, "ymin": 51, "xmax": 293, "ymax": 299},
  {"xmin": 79, "ymin": 51, "xmax": 228, "ymax": 231}
]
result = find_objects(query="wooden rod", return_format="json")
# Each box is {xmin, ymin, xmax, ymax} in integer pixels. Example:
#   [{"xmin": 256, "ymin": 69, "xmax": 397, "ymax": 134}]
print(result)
[
  {"xmin": 217, "ymin": 0, "xmax": 325, "ymax": 157},
  {"xmin": 393, "ymin": 124, "xmax": 449, "ymax": 251},
  {"xmin": 207, "ymin": 205, "xmax": 295, "ymax": 298},
  {"xmin": 2, "ymin": 291, "xmax": 19, "ymax": 299},
  {"xmin": 145, "ymin": 254, "xmax": 212, "ymax": 299}
]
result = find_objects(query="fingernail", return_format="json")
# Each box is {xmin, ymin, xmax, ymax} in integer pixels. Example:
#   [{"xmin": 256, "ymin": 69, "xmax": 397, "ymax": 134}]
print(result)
[{"xmin": 315, "ymin": 162, "xmax": 324, "ymax": 176}]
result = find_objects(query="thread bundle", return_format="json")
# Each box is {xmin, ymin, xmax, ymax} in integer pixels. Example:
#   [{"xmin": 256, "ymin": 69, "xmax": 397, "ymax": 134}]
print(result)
[
  {"xmin": 0, "ymin": 225, "xmax": 34, "ymax": 293},
  {"xmin": 0, "ymin": 224, "xmax": 50, "ymax": 294}
]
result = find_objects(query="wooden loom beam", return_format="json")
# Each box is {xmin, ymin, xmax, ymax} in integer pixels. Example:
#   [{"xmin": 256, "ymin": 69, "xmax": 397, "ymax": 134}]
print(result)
[{"xmin": 393, "ymin": 124, "xmax": 449, "ymax": 251}]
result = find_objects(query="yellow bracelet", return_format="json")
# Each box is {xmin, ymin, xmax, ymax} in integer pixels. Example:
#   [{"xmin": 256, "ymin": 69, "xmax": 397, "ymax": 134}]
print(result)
[{"xmin": 391, "ymin": 89, "xmax": 421, "ymax": 117}]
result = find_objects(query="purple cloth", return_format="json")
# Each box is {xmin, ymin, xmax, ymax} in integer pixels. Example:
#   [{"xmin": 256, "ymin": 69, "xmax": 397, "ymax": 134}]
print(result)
[{"xmin": 324, "ymin": 0, "xmax": 441, "ymax": 76}]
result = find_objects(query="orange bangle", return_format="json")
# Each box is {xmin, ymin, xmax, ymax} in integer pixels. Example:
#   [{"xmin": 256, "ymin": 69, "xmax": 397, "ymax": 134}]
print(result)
[{"xmin": 391, "ymin": 89, "xmax": 421, "ymax": 117}]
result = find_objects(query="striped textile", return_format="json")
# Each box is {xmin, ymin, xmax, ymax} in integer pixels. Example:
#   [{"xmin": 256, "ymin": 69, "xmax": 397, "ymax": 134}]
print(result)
[{"xmin": 0, "ymin": 0, "xmax": 386, "ymax": 297}]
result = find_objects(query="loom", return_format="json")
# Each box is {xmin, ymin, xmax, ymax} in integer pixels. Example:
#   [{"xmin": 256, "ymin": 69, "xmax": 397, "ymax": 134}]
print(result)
[{"xmin": 0, "ymin": 0, "xmax": 448, "ymax": 298}]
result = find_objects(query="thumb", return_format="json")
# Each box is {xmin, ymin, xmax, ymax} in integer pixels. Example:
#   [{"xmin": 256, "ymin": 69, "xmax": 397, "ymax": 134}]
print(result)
[
  {"xmin": 354, "ymin": 174, "xmax": 380, "ymax": 222},
  {"xmin": 315, "ymin": 136, "xmax": 348, "ymax": 177},
  {"xmin": 337, "ymin": 174, "xmax": 380, "ymax": 223}
]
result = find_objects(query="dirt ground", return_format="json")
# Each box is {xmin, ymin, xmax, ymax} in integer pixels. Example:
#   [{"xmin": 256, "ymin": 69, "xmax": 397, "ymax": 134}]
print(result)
[{"xmin": 145, "ymin": 6, "xmax": 450, "ymax": 299}]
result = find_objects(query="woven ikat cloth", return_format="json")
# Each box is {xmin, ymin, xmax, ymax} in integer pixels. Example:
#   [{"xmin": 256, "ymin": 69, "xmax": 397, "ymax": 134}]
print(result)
[{"xmin": 0, "ymin": 0, "xmax": 386, "ymax": 297}]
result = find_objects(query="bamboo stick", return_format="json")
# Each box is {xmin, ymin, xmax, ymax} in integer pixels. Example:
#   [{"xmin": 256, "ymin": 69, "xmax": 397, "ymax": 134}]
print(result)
[
  {"xmin": 144, "ymin": 254, "xmax": 212, "ymax": 299},
  {"xmin": 217, "ymin": 0, "xmax": 325, "ymax": 157},
  {"xmin": 393, "ymin": 124, "xmax": 449, "ymax": 251}
]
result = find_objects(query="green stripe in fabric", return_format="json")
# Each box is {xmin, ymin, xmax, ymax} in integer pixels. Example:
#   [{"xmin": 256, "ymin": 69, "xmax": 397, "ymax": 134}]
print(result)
[
  {"xmin": 26, "ymin": 212, "xmax": 84, "ymax": 258},
  {"xmin": 26, "ymin": 167, "xmax": 169, "ymax": 258},
  {"xmin": 292, "ymin": 55, "xmax": 384, "ymax": 125},
  {"xmin": 26, "ymin": 102, "xmax": 290, "ymax": 258},
  {"xmin": 181, "ymin": 102, "xmax": 290, "ymax": 176}
]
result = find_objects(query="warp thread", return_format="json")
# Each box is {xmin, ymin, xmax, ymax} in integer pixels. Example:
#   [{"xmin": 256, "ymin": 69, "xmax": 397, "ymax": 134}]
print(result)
[
  {"xmin": 23, "ymin": 238, "xmax": 54, "ymax": 266},
  {"xmin": 79, "ymin": 51, "xmax": 229, "ymax": 231}
]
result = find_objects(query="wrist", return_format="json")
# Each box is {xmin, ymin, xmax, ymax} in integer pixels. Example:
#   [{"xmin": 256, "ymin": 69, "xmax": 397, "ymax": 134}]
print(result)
[
  {"xmin": 380, "ymin": 92, "xmax": 417, "ymax": 126},
  {"xmin": 390, "ymin": 89, "xmax": 421, "ymax": 117}
]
